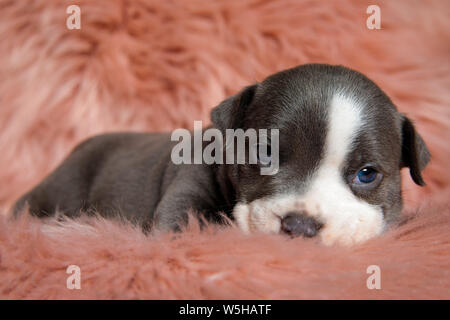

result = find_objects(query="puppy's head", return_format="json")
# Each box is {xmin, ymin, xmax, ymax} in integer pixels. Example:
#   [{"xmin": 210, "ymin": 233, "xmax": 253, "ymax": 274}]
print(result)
[{"xmin": 212, "ymin": 64, "xmax": 430, "ymax": 246}]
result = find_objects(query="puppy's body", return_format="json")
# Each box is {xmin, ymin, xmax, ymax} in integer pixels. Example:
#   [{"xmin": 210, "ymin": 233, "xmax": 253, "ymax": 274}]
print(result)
[
  {"xmin": 13, "ymin": 64, "xmax": 429, "ymax": 245},
  {"xmin": 14, "ymin": 133, "xmax": 232, "ymax": 231}
]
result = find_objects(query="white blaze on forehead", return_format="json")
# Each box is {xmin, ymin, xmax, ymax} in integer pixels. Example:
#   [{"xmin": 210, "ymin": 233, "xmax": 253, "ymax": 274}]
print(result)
[{"xmin": 323, "ymin": 94, "xmax": 363, "ymax": 167}]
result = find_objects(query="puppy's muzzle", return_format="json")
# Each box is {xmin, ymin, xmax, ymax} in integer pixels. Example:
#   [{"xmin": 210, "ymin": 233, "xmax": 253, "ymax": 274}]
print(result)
[{"xmin": 281, "ymin": 212, "xmax": 323, "ymax": 238}]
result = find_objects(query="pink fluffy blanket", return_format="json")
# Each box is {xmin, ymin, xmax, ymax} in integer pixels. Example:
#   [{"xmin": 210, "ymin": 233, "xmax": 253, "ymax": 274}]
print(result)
[{"xmin": 0, "ymin": 0, "xmax": 449, "ymax": 299}]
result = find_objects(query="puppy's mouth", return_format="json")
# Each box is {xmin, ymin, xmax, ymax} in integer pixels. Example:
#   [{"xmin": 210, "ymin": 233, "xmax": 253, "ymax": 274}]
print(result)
[
  {"xmin": 232, "ymin": 195, "xmax": 385, "ymax": 246},
  {"xmin": 238, "ymin": 200, "xmax": 323, "ymax": 239}
]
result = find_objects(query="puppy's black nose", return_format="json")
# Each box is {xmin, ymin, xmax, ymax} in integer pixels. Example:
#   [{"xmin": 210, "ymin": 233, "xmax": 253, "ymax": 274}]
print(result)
[{"xmin": 281, "ymin": 212, "xmax": 323, "ymax": 238}]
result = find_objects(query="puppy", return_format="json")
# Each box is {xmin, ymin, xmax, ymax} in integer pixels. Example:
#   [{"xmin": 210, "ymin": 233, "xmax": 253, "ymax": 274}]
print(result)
[{"xmin": 13, "ymin": 64, "xmax": 430, "ymax": 246}]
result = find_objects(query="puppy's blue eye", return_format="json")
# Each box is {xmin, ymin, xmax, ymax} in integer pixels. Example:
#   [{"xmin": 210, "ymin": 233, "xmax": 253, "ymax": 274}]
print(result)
[{"xmin": 356, "ymin": 167, "xmax": 378, "ymax": 184}]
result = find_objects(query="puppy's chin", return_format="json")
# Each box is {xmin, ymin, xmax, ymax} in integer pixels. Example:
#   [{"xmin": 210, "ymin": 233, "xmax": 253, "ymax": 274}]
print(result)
[{"xmin": 232, "ymin": 196, "xmax": 386, "ymax": 246}]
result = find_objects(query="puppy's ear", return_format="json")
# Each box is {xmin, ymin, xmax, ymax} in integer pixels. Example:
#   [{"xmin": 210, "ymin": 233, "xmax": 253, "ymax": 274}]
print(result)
[
  {"xmin": 211, "ymin": 84, "xmax": 258, "ymax": 132},
  {"xmin": 400, "ymin": 115, "xmax": 430, "ymax": 186}
]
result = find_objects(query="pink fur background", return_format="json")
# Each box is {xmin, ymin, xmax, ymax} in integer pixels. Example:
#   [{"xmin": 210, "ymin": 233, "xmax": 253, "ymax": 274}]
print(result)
[{"xmin": 0, "ymin": 0, "xmax": 449, "ymax": 299}]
